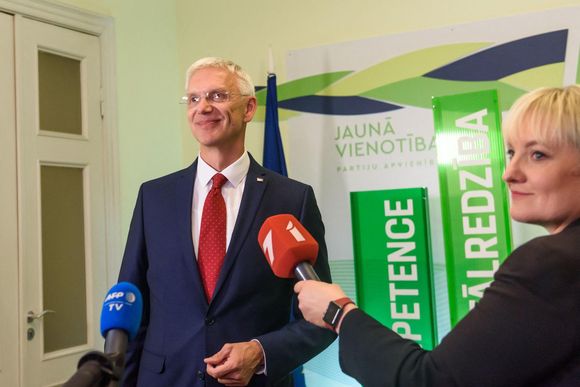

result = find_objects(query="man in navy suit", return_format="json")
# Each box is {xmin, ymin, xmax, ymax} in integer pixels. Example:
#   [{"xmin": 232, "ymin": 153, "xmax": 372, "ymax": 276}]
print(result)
[{"xmin": 118, "ymin": 57, "xmax": 335, "ymax": 386}]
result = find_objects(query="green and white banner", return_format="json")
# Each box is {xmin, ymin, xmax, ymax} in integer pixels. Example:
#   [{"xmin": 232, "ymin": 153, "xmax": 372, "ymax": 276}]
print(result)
[
  {"xmin": 432, "ymin": 90, "xmax": 512, "ymax": 326},
  {"xmin": 351, "ymin": 188, "xmax": 437, "ymax": 349}
]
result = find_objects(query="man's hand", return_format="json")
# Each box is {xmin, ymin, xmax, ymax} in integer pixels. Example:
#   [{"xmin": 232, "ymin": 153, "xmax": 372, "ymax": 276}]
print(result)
[{"xmin": 204, "ymin": 341, "xmax": 264, "ymax": 386}]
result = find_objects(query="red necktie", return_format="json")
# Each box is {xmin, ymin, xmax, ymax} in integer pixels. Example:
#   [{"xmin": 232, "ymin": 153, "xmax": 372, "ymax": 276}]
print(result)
[{"xmin": 198, "ymin": 173, "xmax": 228, "ymax": 301}]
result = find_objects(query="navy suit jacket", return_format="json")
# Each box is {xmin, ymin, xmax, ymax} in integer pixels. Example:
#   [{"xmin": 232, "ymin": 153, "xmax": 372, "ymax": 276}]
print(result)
[{"xmin": 118, "ymin": 155, "xmax": 336, "ymax": 386}]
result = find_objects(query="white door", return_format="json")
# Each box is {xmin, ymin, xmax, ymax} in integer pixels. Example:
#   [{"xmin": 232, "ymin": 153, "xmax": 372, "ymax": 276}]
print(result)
[
  {"xmin": 0, "ymin": 10, "xmax": 20, "ymax": 387},
  {"xmin": 0, "ymin": 13, "xmax": 109, "ymax": 386}
]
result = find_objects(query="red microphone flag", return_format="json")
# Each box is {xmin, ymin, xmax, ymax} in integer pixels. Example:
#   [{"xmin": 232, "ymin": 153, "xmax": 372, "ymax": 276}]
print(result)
[{"xmin": 258, "ymin": 214, "xmax": 319, "ymax": 278}]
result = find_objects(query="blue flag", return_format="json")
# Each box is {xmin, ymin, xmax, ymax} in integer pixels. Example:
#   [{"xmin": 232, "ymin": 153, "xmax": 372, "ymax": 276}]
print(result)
[
  {"xmin": 263, "ymin": 74, "xmax": 306, "ymax": 387},
  {"xmin": 263, "ymin": 73, "xmax": 288, "ymax": 176}
]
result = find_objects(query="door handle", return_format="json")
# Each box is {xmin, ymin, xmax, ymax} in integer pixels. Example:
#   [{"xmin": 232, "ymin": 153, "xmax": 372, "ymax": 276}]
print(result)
[{"xmin": 27, "ymin": 309, "xmax": 56, "ymax": 323}]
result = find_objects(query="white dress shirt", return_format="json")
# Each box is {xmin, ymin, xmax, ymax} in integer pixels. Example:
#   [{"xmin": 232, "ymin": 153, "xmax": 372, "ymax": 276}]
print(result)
[{"xmin": 192, "ymin": 151, "xmax": 250, "ymax": 258}]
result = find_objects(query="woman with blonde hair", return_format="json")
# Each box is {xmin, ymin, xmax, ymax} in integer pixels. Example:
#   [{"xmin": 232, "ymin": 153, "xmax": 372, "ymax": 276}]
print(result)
[{"xmin": 295, "ymin": 85, "xmax": 580, "ymax": 387}]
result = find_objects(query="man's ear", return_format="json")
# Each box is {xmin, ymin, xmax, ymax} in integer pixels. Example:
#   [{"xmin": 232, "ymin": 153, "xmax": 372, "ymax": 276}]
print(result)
[{"xmin": 244, "ymin": 97, "xmax": 257, "ymax": 123}]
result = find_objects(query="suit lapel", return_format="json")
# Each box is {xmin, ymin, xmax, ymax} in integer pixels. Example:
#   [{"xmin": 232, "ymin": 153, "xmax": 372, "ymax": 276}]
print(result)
[
  {"xmin": 212, "ymin": 157, "xmax": 268, "ymax": 302},
  {"xmin": 175, "ymin": 160, "xmax": 208, "ymax": 305}
]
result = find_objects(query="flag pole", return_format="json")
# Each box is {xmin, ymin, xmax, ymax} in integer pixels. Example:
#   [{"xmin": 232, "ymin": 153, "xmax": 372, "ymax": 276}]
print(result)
[{"xmin": 268, "ymin": 46, "xmax": 274, "ymax": 74}]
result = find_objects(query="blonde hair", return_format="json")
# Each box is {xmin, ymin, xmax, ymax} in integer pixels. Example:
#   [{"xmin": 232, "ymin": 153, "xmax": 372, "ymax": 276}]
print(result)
[
  {"xmin": 503, "ymin": 85, "xmax": 580, "ymax": 150},
  {"xmin": 184, "ymin": 57, "xmax": 255, "ymax": 96}
]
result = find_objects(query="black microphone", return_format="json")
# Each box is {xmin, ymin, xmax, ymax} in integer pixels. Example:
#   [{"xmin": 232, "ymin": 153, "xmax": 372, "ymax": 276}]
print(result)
[
  {"xmin": 62, "ymin": 352, "xmax": 113, "ymax": 387},
  {"xmin": 63, "ymin": 282, "xmax": 143, "ymax": 387}
]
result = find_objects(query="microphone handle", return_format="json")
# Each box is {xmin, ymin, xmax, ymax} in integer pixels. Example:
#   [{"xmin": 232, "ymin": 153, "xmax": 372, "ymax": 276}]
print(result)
[
  {"xmin": 104, "ymin": 329, "xmax": 129, "ymax": 386},
  {"xmin": 104, "ymin": 329, "xmax": 128, "ymax": 356},
  {"xmin": 294, "ymin": 262, "xmax": 320, "ymax": 281},
  {"xmin": 63, "ymin": 351, "xmax": 112, "ymax": 387}
]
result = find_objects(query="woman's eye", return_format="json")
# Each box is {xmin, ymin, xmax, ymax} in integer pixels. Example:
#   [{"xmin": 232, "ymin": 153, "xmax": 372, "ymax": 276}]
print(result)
[
  {"xmin": 531, "ymin": 151, "xmax": 546, "ymax": 160},
  {"xmin": 506, "ymin": 149, "xmax": 514, "ymax": 159}
]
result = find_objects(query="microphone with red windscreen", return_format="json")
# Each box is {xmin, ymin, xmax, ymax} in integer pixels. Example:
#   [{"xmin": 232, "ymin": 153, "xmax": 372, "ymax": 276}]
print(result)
[{"xmin": 258, "ymin": 214, "xmax": 320, "ymax": 281}]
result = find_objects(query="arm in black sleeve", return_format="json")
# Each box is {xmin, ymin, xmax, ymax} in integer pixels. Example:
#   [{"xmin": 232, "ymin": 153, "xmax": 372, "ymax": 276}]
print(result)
[{"xmin": 339, "ymin": 235, "xmax": 580, "ymax": 387}]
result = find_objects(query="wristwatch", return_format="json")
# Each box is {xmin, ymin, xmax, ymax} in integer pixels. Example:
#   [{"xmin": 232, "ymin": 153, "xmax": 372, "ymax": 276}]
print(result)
[{"xmin": 323, "ymin": 297, "xmax": 354, "ymax": 332}]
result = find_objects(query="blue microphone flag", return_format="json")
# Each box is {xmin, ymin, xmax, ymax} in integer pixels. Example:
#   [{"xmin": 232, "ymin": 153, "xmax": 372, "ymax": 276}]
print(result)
[{"xmin": 100, "ymin": 282, "xmax": 143, "ymax": 340}]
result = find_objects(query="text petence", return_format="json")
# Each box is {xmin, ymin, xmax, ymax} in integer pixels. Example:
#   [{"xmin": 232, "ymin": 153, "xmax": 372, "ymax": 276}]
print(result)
[
  {"xmin": 384, "ymin": 199, "xmax": 422, "ymax": 342},
  {"xmin": 453, "ymin": 109, "xmax": 500, "ymax": 310},
  {"xmin": 334, "ymin": 117, "xmax": 435, "ymax": 158}
]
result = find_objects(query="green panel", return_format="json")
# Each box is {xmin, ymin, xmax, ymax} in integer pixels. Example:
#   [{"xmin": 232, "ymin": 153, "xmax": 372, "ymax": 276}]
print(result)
[
  {"xmin": 350, "ymin": 188, "xmax": 437, "ymax": 349},
  {"xmin": 252, "ymin": 105, "xmax": 300, "ymax": 123},
  {"xmin": 38, "ymin": 51, "xmax": 82, "ymax": 135},
  {"xmin": 362, "ymin": 76, "xmax": 526, "ymax": 111},
  {"xmin": 255, "ymin": 71, "xmax": 352, "ymax": 105},
  {"xmin": 432, "ymin": 89, "xmax": 512, "ymax": 327},
  {"xmin": 500, "ymin": 63, "xmax": 564, "ymax": 91},
  {"xmin": 41, "ymin": 165, "xmax": 87, "ymax": 353}
]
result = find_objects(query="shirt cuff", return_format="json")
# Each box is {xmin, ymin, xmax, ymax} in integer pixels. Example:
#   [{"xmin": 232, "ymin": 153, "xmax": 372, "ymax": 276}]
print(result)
[{"xmin": 251, "ymin": 339, "xmax": 267, "ymax": 375}]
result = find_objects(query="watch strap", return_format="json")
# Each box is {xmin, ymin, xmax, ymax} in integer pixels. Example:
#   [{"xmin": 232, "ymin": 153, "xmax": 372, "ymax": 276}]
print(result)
[{"xmin": 334, "ymin": 297, "xmax": 354, "ymax": 308}]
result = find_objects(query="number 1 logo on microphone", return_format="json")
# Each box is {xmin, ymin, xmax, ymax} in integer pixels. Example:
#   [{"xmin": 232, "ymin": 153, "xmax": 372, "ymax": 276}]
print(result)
[
  {"xmin": 262, "ymin": 220, "xmax": 306, "ymax": 265},
  {"xmin": 286, "ymin": 221, "xmax": 305, "ymax": 242},
  {"xmin": 262, "ymin": 231, "xmax": 275, "ymax": 264}
]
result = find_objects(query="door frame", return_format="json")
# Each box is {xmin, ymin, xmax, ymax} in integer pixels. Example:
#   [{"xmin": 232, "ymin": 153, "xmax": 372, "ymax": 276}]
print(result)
[
  {"xmin": 0, "ymin": 11, "xmax": 19, "ymax": 387},
  {"xmin": 0, "ymin": 1, "xmax": 119, "ymax": 385}
]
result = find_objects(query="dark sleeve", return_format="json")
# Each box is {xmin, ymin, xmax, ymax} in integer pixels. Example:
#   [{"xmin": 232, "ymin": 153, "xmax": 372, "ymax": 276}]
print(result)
[
  {"xmin": 339, "ymin": 309, "xmax": 455, "ymax": 387},
  {"xmin": 117, "ymin": 186, "xmax": 150, "ymax": 387},
  {"xmin": 339, "ymin": 238, "xmax": 580, "ymax": 387},
  {"xmin": 257, "ymin": 185, "xmax": 337, "ymax": 381}
]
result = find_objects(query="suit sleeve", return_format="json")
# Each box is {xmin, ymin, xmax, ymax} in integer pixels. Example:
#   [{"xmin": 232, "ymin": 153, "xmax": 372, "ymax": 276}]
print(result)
[
  {"xmin": 338, "ymin": 237, "xmax": 580, "ymax": 387},
  {"xmin": 256, "ymin": 185, "xmax": 337, "ymax": 382},
  {"xmin": 117, "ymin": 186, "xmax": 150, "ymax": 387}
]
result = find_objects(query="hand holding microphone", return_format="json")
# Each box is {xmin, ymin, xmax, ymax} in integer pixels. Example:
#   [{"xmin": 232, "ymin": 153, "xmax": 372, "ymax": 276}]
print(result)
[
  {"xmin": 258, "ymin": 214, "xmax": 355, "ymax": 332},
  {"xmin": 63, "ymin": 282, "xmax": 142, "ymax": 387},
  {"xmin": 293, "ymin": 281, "xmax": 356, "ymax": 332}
]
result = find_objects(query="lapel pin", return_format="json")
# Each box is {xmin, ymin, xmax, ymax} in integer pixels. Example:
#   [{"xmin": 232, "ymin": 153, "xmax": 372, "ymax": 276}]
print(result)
[{"xmin": 257, "ymin": 177, "xmax": 264, "ymax": 183}]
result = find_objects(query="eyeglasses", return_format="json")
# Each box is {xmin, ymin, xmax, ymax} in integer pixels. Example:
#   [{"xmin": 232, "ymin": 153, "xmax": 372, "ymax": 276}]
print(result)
[{"xmin": 180, "ymin": 90, "xmax": 249, "ymax": 106}]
